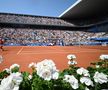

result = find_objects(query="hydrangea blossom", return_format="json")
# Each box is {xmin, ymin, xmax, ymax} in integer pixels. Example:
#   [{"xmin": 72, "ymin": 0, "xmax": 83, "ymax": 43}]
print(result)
[
  {"xmin": 100, "ymin": 54, "xmax": 108, "ymax": 60},
  {"xmin": 80, "ymin": 77, "xmax": 93, "ymax": 86},
  {"xmin": 76, "ymin": 67, "xmax": 90, "ymax": 77},
  {"xmin": 0, "ymin": 72, "xmax": 23, "ymax": 90},
  {"xmin": 67, "ymin": 54, "xmax": 76, "ymax": 60},
  {"xmin": 64, "ymin": 75, "xmax": 79, "ymax": 89},
  {"xmin": 36, "ymin": 59, "xmax": 59, "ymax": 81},
  {"xmin": 93, "ymin": 71, "xmax": 108, "ymax": 84}
]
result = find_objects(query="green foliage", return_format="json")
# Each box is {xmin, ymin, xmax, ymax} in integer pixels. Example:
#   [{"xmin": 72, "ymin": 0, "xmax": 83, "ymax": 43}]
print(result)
[
  {"xmin": 11, "ymin": 66, "xmax": 19, "ymax": 73},
  {"xmin": 19, "ymin": 72, "xmax": 31, "ymax": 90},
  {"xmin": 0, "ymin": 59, "xmax": 108, "ymax": 90},
  {"xmin": 0, "ymin": 70, "xmax": 9, "ymax": 79},
  {"xmin": 31, "ymin": 73, "xmax": 53, "ymax": 90}
]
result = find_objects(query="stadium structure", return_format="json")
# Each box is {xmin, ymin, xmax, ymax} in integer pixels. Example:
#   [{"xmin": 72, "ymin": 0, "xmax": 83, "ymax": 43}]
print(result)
[
  {"xmin": 0, "ymin": 1, "xmax": 108, "ymax": 90},
  {"xmin": 0, "ymin": 0, "xmax": 108, "ymax": 46}
]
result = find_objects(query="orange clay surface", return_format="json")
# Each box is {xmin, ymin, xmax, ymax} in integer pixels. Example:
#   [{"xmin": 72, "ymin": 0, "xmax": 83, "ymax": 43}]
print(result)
[{"xmin": 0, "ymin": 46, "xmax": 108, "ymax": 72}]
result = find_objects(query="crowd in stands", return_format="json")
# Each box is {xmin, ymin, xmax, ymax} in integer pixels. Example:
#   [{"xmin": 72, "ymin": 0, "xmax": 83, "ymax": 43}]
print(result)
[
  {"xmin": 0, "ymin": 13, "xmax": 108, "ymax": 46},
  {"xmin": 0, "ymin": 28, "xmax": 108, "ymax": 46},
  {"xmin": 0, "ymin": 14, "xmax": 74, "ymax": 26},
  {"xmin": 1, "ymin": 13, "xmax": 108, "ymax": 27}
]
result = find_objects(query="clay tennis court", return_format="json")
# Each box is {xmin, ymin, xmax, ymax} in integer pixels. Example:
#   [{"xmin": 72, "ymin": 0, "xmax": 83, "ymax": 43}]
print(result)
[{"xmin": 0, "ymin": 46, "xmax": 108, "ymax": 72}]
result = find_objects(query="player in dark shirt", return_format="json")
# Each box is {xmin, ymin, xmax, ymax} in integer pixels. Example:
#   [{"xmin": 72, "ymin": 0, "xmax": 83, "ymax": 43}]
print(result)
[{"xmin": 0, "ymin": 38, "xmax": 4, "ymax": 51}]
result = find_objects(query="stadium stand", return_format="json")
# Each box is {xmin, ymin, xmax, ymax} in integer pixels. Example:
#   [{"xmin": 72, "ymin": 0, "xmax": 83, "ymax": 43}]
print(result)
[
  {"xmin": 0, "ymin": 13, "xmax": 74, "ymax": 26},
  {"xmin": 0, "ymin": 13, "xmax": 108, "ymax": 46}
]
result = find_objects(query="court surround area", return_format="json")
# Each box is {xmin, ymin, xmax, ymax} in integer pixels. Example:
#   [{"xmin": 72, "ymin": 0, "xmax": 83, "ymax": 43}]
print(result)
[{"xmin": 0, "ymin": 46, "xmax": 108, "ymax": 72}]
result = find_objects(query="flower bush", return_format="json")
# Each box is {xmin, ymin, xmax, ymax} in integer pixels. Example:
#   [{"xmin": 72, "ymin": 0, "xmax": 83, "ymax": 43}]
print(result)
[{"xmin": 0, "ymin": 54, "xmax": 108, "ymax": 90}]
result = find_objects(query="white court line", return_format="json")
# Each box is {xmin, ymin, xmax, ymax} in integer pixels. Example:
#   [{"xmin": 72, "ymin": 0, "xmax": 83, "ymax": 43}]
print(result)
[
  {"xmin": 18, "ymin": 50, "xmax": 108, "ymax": 55},
  {"xmin": 21, "ymin": 50, "xmax": 107, "ymax": 53},
  {"xmin": 21, "ymin": 50, "xmax": 65, "ymax": 52},
  {"xmin": 19, "ymin": 52, "xmax": 70, "ymax": 54},
  {"xmin": 17, "ymin": 47, "xmax": 23, "ymax": 55}
]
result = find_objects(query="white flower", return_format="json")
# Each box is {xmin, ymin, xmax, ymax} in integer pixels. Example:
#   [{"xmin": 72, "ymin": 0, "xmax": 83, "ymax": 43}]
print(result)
[
  {"xmin": 13, "ymin": 86, "xmax": 19, "ymax": 90},
  {"xmin": 28, "ymin": 75, "xmax": 32, "ymax": 80},
  {"xmin": 36, "ymin": 61, "xmax": 52, "ymax": 76},
  {"xmin": 52, "ymin": 72, "xmax": 59, "ymax": 80},
  {"xmin": 0, "ymin": 72, "xmax": 23, "ymax": 90},
  {"xmin": 93, "ymin": 71, "xmax": 108, "ymax": 84},
  {"xmin": 28, "ymin": 62, "xmax": 36, "ymax": 68},
  {"xmin": 10, "ymin": 64, "xmax": 20, "ymax": 70},
  {"xmin": 80, "ymin": 77, "xmax": 93, "ymax": 86},
  {"xmin": 96, "ymin": 65, "xmax": 100, "ymax": 68},
  {"xmin": 36, "ymin": 59, "xmax": 59, "ymax": 81},
  {"xmin": 40, "ymin": 69, "xmax": 52, "ymax": 81},
  {"xmin": 0, "ymin": 55, "xmax": 3, "ymax": 63},
  {"xmin": 85, "ymin": 87, "xmax": 89, "ymax": 90},
  {"xmin": 36, "ymin": 59, "xmax": 56, "ymax": 72},
  {"xmin": 77, "ymin": 67, "xmax": 90, "ymax": 77},
  {"xmin": 68, "ymin": 60, "xmax": 77, "ymax": 65},
  {"xmin": 11, "ymin": 72, "xmax": 23, "ymax": 86},
  {"xmin": 69, "ymin": 75, "xmax": 79, "ymax": 89},
  {"xmin": 64, "ymin": 75, "xmax": 79, "ymax": 89},
  {"xmin": 67, "ymin": 54, "xmax": 76, "ymax": 60},
  {"xmin": 100, "ymin": 54, "xmax": 108, "ymax": 60},
  {"xmin": 64, "ymin": 75, "xmax": 71, "ymax": 82},
  {"xmin": 3, "ymin": 68, "xmax": 10, "ymax": 73},
  {"xmin": 0, "ymin": 76, "xmax": 14, "ymax": 90},
  {"xmin": 43, "ymin": 59, "xmax": 55, "ymax": 67}
]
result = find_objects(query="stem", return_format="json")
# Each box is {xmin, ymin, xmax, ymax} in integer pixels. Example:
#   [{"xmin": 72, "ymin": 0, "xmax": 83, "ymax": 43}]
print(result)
[{"xmin": 95, "ymin": 83, "xmax": 98, "ymax": 90}]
